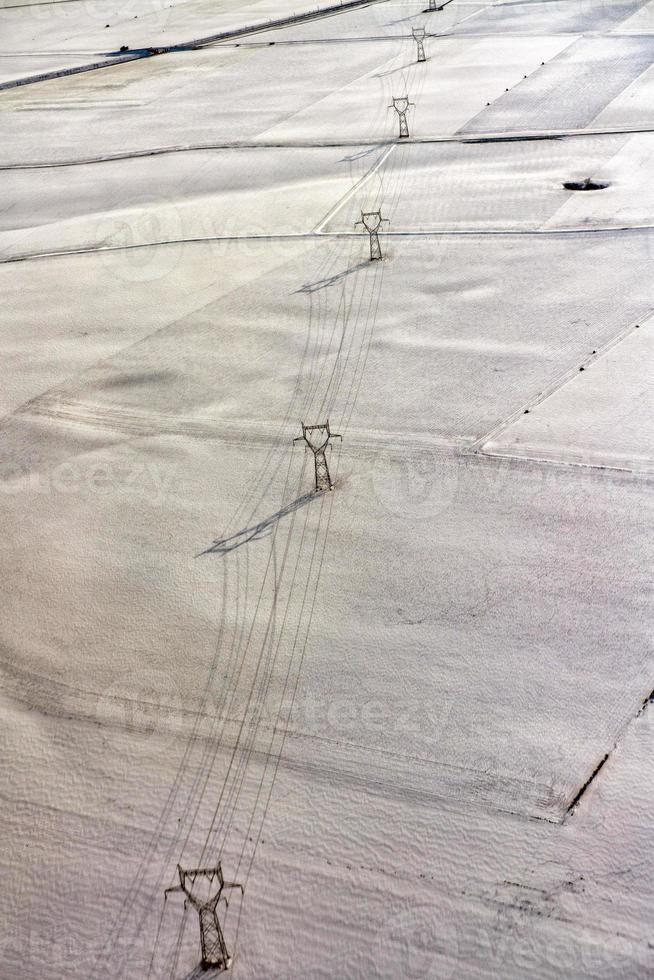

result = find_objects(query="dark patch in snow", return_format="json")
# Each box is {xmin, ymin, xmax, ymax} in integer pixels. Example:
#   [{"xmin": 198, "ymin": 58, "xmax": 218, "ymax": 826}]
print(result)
[{"xmin": 562, "ymin": 178, "xmax": 609, "ymax": 191}]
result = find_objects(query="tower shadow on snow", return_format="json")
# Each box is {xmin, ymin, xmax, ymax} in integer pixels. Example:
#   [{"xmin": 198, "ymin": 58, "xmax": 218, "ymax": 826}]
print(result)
[
  {"xmin": 197, "ymin": 492, "xmax": 319, "ymax": 557},
  {"xmin": 182, "ymin": 964, "xmax": 225, "ymax": 979},
  {"xmin": 296, "ymin": 260, "xmax": 369, "ymax": 294},
  {"xmin": 340, "ymin": 145, "xmax": 384, "ymax": 163}
]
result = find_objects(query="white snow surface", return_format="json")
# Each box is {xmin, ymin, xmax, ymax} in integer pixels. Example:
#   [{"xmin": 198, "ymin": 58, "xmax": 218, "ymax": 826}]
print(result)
[{"xmin": 1, "ymin": 0, "xmax": 653, "ymax": 978}]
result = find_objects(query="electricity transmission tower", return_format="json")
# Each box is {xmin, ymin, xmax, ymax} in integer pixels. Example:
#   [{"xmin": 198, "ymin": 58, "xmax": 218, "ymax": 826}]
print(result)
[
  {"xmin": 389, "ymin": 95, "xmax": 414, "ymax": 138},
  {"xmin": 294, "ymin": 421, "xmax": 342, "ymax": 492},
  {"xmin": 165, "ymin": 863, "xmax": 243, "ymax": 970},
  {"xmin": 412, "ymin": 26, "xmax": 426, "ymax": 62},
  {"xmin": 355, "ymin": 209, "xmax": 389, "ymax": 261}
]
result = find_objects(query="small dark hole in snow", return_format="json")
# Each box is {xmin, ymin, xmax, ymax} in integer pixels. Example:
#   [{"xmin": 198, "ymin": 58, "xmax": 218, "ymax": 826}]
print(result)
[{"xmin": 563, "ymin": 178, "xmax": 609, "ymax": 191}]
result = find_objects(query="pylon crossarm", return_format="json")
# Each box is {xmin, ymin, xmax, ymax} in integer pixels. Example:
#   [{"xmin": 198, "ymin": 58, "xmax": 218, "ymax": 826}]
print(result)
[
  {"xmin": 166, "ymin": 884, "xmax": 204, "ymax": 912},
  {"xmin": 219, "ymin": 882, "xmax": 244, "ymax": 910},
  {"xmin": 182, "ymin": 865, "xmax": 224, "ymax": 880},
  {"xmin": 358, "ymin": 211, "xmax": 388, "ymax": 234}
]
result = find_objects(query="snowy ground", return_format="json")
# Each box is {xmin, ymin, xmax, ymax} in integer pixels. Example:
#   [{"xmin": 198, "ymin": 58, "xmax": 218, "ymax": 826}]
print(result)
[{"xmin": 1, "ymin": 0, "xmax": 653, "ymax": 978}]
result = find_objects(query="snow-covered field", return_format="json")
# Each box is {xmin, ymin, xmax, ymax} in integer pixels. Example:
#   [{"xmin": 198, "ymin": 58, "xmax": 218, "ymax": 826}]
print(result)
[{"xmin": 1, "ymin": 0, "xmax": 653, "ymax": 978}]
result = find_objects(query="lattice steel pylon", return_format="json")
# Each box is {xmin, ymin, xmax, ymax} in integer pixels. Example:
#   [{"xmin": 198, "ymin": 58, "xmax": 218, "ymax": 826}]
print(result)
[
  {"xmin": 428, "ymin": 0, "xmax": 437, "ymax": 10},
  {"xmin": 412, "ymin": 26, "xmax": 426, "ymax": 62},
  {"xmin": 294, "ymin": 420, "xmax": 342, "ymax": 492},
  {"xmin": 165, "ymin": 863, "xmax": 244, "ymax": 971},
  {"xmin": 355, "ymin": 209, "xmax": 389, "ymax": 261},
  {"xmin": 389, "ymin": 95, "xmax": 414, "ymax": 138}
]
